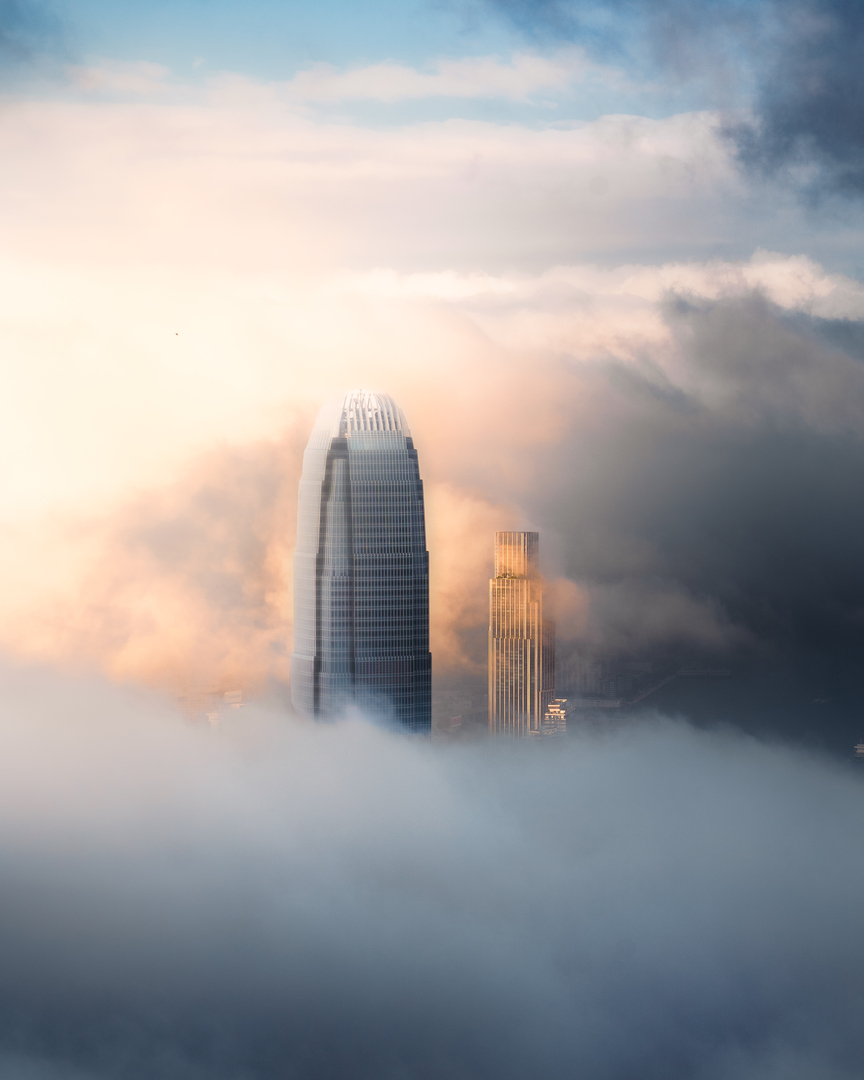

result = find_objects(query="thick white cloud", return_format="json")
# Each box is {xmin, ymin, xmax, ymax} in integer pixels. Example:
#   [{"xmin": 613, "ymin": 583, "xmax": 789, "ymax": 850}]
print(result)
[
  {"xmin": 272, "ymin": 50, "xmax": 607, "ymax": 103},
  {"xmin": 0, "ymin": 664, "xmax": 862, "ymax": 1078},
  {"xmin": 0, "ymin": 84, "xmax": 739, "ymax": 514},
  {"xmin": 67, "ymin": 52, "xmax": 606, "ymax": 103}
]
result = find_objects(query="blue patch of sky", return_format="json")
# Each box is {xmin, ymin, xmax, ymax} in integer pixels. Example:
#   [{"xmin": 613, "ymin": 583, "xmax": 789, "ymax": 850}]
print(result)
[
  {"xmin": 41, "ymin": 0, "xmax": 727, "ymax": 124},
  {"xmin": 54, "ymin": 0, "xmax": 518, "ymax": 77}
]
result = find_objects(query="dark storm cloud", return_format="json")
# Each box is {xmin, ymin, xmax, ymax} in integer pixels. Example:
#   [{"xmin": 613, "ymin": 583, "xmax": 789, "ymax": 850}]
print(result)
[
  {"xmin": 484, "ymin": 0, "xmax": 759, "ymax": 76},
  {"xmin": 501, "ymin": 290, "xmax": 864, "ymax": 748},
  {"xmin": 1, "ymin": 662, "xmax": 864, "ymax": 1079},
  {"xmin": 483, "ymin": 0, "xmax": 864, "ymax": 196},
  {"xmin": 731, "ymin": 0, "xmax": 864, "ymax": 196}
]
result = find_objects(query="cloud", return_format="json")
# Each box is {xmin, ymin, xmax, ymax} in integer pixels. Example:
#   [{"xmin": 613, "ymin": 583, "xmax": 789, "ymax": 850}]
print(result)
[
  {"xmin": 0, "ymin": 664, "xmax": 863, "ymax": 1078},
  {"xmin": 0, "ymin": 440, "xmax": 511, "ymax": 695},
  {"xmin": 576, "ymin": 579, "xmax": 750, "ymax": 654},
  {"xmin": 0, "ymin": 96, "xmax": 744, "ymax": 521},
  {"xmin": 278, "ymin": 50, "xmax": 604, "ymax": 103},
  {"xmin": 731, "ymin": 0, "xmax": 864, "ymax": 196},
  {"xmin": 519, "ymin": 292, "xmax": 864, "ymax": 746},
  {"xmin": 67, "ymin": 60, "xmax": 172, "ymax": 96},
  {"xmin": 0, "ymin": 436, "xmax": 302, "ymax": 693},
  {"xmin": 315, "ymin": 256, "xmax": 864, "ymax": 745},
  {"xmin": 3, "ymin": 243, "xmax": 864, "ymax": 744},
  {"xmin": 0, "ymin": 93, "xmax": 744, "ymax": 277},
  {"xmin": 65, "ymin": 50, "xmax": 621, "ymax": 109},
  {"xmin": 482, "ymin": 0, "xmax": 864, "ymax": 196}
]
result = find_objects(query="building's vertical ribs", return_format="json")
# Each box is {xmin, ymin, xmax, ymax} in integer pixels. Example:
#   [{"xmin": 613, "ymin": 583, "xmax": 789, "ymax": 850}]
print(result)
[{"xmin": 488, "ymin": 531, "xmax": 555, "ymax": 736}]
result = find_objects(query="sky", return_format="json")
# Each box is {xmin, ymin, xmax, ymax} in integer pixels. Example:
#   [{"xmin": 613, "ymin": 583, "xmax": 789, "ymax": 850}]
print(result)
[{"xmin": 3, "ymin": 1, "xmax": 864, "ymax": 1075}]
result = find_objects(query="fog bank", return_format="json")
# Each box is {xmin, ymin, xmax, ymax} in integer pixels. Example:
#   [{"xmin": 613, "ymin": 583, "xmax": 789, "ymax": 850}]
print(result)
[{"xmin": 0, "ymin": 663, "xmax": 862, "ymax": 1079}]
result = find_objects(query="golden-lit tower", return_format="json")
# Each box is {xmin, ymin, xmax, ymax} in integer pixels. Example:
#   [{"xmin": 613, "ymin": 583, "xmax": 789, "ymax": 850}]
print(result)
[{"xmin": 488, "ymin": 531, "xmax": 555, "ymax": 736}]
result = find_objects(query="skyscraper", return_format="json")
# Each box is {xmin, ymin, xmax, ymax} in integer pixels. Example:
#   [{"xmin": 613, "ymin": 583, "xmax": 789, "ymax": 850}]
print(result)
[
  {"xmin": 488, "ymin": 531, "xmax": 555, "ymax": 736},
  {"xmin": 291, "ymin": 389, "xmax": 431, "ymax": 732}
]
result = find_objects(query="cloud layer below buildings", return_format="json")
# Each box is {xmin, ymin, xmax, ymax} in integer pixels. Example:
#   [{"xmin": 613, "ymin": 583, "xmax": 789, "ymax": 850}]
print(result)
[{"xmin": 0, "ymin": 664, "xmax": 863, "ymax": 1079}]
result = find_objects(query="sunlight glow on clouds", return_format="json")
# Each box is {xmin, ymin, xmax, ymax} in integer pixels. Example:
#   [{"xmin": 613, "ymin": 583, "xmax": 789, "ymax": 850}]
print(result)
[{"xmin": 0, "ymin": 57, "xmax": 863, "ymax": 706}]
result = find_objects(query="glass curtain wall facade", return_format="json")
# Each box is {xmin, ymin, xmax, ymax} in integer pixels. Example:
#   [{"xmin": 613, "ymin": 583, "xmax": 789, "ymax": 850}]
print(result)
[
  {"xmin": 291, "ymin": 389, "xmax": 431, "ymax": 732},
  {"xmin": 488, "ymin": 531, "xmax": 555, "ymax": 736}
]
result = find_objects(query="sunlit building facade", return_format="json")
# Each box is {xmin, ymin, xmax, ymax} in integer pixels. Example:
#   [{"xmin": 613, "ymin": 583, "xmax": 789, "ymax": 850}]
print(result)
[
  {"xmin": 488, "ymin": 531, "xmax": 555, "ymax": 736},
  {"xmin": 291, "ymin": 389, "xmax": 431, "ymax": 732}
]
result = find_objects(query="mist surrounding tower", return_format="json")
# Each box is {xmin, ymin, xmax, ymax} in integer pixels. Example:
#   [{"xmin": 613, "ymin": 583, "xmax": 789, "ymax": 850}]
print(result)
[
  {"xmin": 291, "ymin": 390, "xmax": 431, "ymax": 731},
  {"xmin": 488, "ymin": 532, "xmax": 555, "ymax": 736}
]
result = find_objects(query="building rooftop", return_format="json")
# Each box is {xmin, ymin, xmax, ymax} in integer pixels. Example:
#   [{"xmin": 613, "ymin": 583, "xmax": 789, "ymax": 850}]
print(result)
[{"xmin": 309, "ymin": 389, "xmax": 409, "ymax": 448}]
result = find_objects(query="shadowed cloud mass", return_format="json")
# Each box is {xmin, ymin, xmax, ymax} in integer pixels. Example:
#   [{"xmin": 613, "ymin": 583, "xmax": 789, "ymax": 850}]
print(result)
[
  {"xmin": 4, "ymin": 253, "xmax": 864, "ymax": 748},
  {"xmin": 483, "ymin": 0, "xmax": 864, "ymax": 197},
  {"xmin": 733, "ymin": 0, "xmax": 864, "ymax": 196}
]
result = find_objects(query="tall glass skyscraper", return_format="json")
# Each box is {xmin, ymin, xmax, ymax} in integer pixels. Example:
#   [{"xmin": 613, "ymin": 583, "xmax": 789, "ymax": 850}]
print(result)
[
  {"xmin": 488, "ymin": 531, "xmax": 555, "ymax": 736},
  {"xmin": 291, "ymin": 389, "xmax": 431, "ymax": 732}
]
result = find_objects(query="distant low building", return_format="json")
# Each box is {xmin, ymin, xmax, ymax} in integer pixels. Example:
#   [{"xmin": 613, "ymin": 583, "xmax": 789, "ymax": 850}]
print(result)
[
  {"xmin": 538, "ymin": 698, "xmax": 567, "ymax": 737},
  {"xmin": 176, "ymin": 687, "xmax": 244, "ymax": 725}
]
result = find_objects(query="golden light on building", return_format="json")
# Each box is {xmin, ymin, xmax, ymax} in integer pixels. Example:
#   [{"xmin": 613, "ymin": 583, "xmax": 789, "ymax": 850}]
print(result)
[{"xmin": 488, "ymin": 531, "xmax": 555, "ymax": 736}]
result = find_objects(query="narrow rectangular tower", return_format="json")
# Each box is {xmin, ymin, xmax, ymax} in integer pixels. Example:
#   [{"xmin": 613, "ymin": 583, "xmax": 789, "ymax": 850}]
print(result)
[{"xmin": 488, "ymin": 532, "xmax": 554, "ymax": 736}]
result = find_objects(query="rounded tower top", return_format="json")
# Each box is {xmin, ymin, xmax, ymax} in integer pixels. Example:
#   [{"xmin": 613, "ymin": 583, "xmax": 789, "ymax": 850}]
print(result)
[{"xmin": 308, "ymin": 389, "xmax": 410, "ymax": 449}]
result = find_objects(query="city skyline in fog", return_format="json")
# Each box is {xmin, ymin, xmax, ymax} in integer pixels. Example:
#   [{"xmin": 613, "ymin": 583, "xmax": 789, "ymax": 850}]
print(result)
[
  {"xmin": 3, "ymin": 0, "xmax": 864, "ymax": 1077},
  {"xmin": 1, "ymin": 0, "xmax": 864, "ymax": 755}
]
